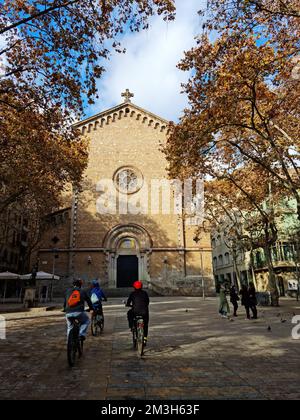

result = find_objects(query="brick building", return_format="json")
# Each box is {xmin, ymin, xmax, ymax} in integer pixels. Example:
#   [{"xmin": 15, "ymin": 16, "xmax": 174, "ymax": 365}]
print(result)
[{"xmin": 36, "ymin": 92, "xmax": 213, "ymax": 295}]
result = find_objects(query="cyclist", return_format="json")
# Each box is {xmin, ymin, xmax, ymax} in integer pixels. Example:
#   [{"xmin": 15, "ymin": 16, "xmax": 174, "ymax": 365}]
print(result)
[
  {"xmin": 126, "ymin": 281, "xmax": 150, "ymax": 345},
  {"xmin": 64, "ymin": 279, "xmax": 94, "ymax": 341},
  {"xmin": 89, "ymin": 279, "xmax": 107, "ymax": 319}
]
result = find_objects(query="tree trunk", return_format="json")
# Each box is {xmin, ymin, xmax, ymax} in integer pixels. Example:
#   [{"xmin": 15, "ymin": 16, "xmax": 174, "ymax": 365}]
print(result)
[
  {"xmin": 264, "ymin": 245, "xmax": 279, "ymax": 306},
  {"xmin": 232, "ymin": 250, "xmax": 241, "ymax": 290}
]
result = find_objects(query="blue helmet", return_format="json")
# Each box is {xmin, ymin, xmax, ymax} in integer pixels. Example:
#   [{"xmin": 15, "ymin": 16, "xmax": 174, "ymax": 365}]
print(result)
[{"xmin": 92, "ymin": 279, "xmax": 99, "ymax": 287}]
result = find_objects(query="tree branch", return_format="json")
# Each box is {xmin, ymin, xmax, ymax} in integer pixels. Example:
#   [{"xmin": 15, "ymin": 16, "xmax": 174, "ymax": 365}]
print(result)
[{"xmin": 0, "ymin": 0, "xmax": 80, "ymax": 35}]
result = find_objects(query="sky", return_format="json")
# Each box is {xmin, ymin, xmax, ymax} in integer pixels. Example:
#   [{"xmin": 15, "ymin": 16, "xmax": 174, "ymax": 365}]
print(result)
[{"xmin": 87, "ymin": 0, "xmax": 207, "ymax": 122}]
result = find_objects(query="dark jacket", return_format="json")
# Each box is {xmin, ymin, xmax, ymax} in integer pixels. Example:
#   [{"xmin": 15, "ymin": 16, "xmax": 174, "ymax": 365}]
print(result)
[
  {"xmin": 240, "ymin": 287, "xmax": 250, "ymax": 307},
  {"xmin": 126, "ymin": 289, "xmax": 149, "ymax": 316},
  {"xmin": 248, "ymin": 286, "xmax": 257, "ymax": 306},
  {"xmin": 64, "ymin": 287, "xmax": 94, "ymax": 314},
  {"xmin": 230, "ymin": 287, "xmax": 239, "ymax": 304}
]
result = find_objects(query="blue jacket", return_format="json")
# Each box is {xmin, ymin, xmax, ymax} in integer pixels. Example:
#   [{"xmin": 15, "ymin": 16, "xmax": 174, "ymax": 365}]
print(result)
[{"xmin": 89, "ymin": 286, "xmax": 107, "ymax": 308}]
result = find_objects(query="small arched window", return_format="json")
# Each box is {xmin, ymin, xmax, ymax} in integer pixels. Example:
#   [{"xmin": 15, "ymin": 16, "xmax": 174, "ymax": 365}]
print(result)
[{"xmin": 225, "ymin": 253, "xmax": 230, "ymax": 264}]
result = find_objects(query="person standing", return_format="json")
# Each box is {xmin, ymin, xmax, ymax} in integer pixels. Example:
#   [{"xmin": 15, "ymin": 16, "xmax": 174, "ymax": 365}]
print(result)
[
  {"xmin": 219, "ymin": 284, "xmax": 230, "ymax": 318},
  {"xmin": 230, "ymin": 285, "xmax": 239, "ymax": 317},
  {"xmin": 240, "ymin": 284, "xmax": 251, "ymax": 320},
  {"xmin": 248, "ymin": 282, "xmax": 258, "ymax": 319}
]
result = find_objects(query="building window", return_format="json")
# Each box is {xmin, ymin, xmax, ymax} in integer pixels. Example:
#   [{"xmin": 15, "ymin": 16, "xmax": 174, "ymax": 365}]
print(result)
[
  {"xmin": 282, "ymin": 243, "xmax": 293, "ymax": 261},
  {"xmin": 213, "ymin": 257, "xmax": 218, "ymax": 267},
  {"xmin": 114, "ymin": 167, "xmax": 143, "ymax": 194},
  {"xmin": 225, "ymin": 252, "xmax": 230, "ymax": 265},
  {"xmin": 218, "ymin": 255, "xmax": 223, "ymax": 266},
  {"xmin": 119, "ymin": 238, "xmax": 137, "ymax": 250}
]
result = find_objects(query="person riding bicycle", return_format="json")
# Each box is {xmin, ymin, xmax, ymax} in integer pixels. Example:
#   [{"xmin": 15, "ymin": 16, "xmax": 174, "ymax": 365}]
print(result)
[
  {"xmin": 64, "ymin": 279, "xmax": 94, "ymax": 341},
  {"xmin": 89, "ymin": 279, "xmax": 107, "ymax": 319},
  {"xmin": 126, "ymin": 281, "xmax": 149, "ymax": 345}
]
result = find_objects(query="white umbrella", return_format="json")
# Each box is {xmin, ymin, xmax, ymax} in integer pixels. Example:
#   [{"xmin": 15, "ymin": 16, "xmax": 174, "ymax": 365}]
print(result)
[
  {"xmin": 0, "ymin": 271, "xmax": 20, "ymax": 280},
  {"xmin": 0, "ymin": 272, "xmax": 20, "ymax": 302},
  {"xmin": 21, "ymin": 271, "xmax": 60, "ymax": 281}
]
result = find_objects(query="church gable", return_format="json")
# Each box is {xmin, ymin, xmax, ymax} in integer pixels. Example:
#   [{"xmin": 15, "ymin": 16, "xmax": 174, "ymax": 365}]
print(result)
[{"xmin": 75, "ymin": 90, "xmax": 169, "ymax": 136}]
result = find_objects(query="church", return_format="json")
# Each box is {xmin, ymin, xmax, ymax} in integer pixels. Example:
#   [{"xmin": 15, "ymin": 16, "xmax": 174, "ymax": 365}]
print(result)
[{"xmin": 36, "ymin": 91, "xmax": 214, "ymax": 295}]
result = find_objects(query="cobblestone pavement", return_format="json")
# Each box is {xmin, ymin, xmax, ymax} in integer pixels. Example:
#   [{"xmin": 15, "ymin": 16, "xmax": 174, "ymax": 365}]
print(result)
[{"xmin": 0, "ymin": 297, "xmax": 299, "ymax": 400}]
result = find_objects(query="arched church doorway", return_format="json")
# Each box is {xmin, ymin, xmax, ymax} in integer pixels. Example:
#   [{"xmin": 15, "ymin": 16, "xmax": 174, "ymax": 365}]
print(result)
[
  {"xmin": 117, "ymin": 238, "xmax": 139, "ymax": 288},
  {"xmin": 117, "ymin": 255, "xmax": 139, "ymax": 288},
  {"xmin": 102, "ymin": 224, "xmax": 153, "ymax": 289}
]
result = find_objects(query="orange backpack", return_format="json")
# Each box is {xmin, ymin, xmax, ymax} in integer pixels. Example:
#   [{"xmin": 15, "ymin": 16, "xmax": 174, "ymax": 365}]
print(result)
[{"xmin": 67, "ymin": 290, "xmax": 81, "ymax": 308}]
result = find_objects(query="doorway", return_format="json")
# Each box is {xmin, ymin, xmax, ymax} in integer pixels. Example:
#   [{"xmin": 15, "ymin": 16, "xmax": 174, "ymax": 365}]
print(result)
[
  {"xmin": 278, "ymin": 276, "xmax": 285, "ymax": 297},
  {"xmin": 117, "ymin": 255, "xmax": 139, "ymax": 288}
]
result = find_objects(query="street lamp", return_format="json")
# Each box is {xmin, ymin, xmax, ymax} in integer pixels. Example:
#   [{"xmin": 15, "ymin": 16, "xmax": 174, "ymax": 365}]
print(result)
[{"xmin": 193, "ymin": 235, "xmax": 205, "ymax": 301}]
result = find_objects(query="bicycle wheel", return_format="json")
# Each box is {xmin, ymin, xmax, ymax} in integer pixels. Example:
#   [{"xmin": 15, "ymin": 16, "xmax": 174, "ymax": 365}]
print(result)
[
  {"xmin": 67, "ymin": 327, "xmax": 78, "ymax": 367},
  {"xmin": 99, "ymin": 315, "xmax": 104, "ymax": 333},
  {"xmin": 136, "ymin": 320, "xmax": 144, "ymax": 357},
  {"xmin": 98, "ymin": 319, "xmax": 104, "ymax": 334},
  {"xmin": 132, "ymin": 327, "xmax": 137, "ymax": 349},
  {"xmin": 78, "ymin": 336, "xmax": 83, "ymax": 358},
  {"xmin": 91, "ymin": 315, "xmax": 100, "ymax": 337}
]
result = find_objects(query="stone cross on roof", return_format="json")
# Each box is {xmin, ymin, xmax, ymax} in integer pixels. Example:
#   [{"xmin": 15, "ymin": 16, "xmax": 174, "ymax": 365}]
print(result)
[{"xmin": 121, "ymin": 89, "xmax": 134, "ymax": 103}]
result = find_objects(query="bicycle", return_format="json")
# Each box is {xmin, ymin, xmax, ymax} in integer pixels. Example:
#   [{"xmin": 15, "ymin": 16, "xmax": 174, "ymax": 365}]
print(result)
[
  {"xmin": 132, "ymin": 315, "xmax": 145, "ymax": 357},
  {"xmin": 91, "ymin": 307, "xmax": 104, "ymax": 337},
  {"xmin": 67, "ymin": 317, "xmax": 84, "ymax": 367}
]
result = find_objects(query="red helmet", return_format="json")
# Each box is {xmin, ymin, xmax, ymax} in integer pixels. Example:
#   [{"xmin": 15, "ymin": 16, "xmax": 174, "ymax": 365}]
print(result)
[{"xmin": 133, "ymin": 281, "xmax": 143, "ymax": 290}]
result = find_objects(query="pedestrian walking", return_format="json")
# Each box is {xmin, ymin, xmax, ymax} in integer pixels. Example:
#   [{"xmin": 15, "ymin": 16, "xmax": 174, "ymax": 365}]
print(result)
[
  {"xmin": 248, "ymin": 282, "xmax": 258, "ymax": 319},
  {"xmin": 219, "ymin": 284, "xmax": 230, "ymax": 318},
  {"xmin": 230, "ymin": 285, "xmax": 239, "ymax": 317}
]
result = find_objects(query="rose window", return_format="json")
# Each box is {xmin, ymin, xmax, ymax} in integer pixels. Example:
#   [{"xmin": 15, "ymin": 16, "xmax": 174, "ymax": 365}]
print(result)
[{"xmin": 114, "ymin": 167, "xmax": 143, "ymax": 194}]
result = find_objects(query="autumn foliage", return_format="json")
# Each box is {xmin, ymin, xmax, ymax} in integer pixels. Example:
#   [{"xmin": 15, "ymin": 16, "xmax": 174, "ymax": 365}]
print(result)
[
  {"xmin": 0, "ymin": 1, "xmax": 175, "ymax": 229},
  {"xmin": 165, "ymin": 0, "xmax": 300, "ymax": 303}
]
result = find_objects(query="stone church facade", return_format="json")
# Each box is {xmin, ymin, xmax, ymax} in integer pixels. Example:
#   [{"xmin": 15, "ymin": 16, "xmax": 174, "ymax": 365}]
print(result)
[{"xmin": 36, "ymin": 92, "xmax": 214, "ymax": 295}]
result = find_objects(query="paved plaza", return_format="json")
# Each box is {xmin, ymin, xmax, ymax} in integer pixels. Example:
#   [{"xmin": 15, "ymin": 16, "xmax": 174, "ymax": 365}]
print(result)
[{"xmin": 0, "ymin": 297, "xmax": 299, "ymax": 400}]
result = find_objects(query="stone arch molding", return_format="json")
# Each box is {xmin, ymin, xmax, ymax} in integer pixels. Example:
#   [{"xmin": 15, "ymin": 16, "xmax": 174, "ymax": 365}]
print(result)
[{"xmin": 103, "ymin": 224, "xmax": 153, "ymax": 252}]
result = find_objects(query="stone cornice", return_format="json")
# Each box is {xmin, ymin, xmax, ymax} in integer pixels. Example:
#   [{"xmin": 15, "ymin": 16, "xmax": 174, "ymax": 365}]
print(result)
[{"xmin": 74, "ymin": 102, "xmax": 169, "ymax": 135}]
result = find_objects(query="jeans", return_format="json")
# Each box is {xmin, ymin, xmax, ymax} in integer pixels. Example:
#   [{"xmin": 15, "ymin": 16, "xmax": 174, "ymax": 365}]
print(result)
[{"xmin": 66, "ymin": 311, "xmax": 90, "ymax": 338}]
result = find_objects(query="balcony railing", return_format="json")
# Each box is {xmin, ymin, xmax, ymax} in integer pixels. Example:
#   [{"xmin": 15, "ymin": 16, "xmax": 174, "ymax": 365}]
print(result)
[{"xmin": 254, "ymin": 258, "xmax": 296, "ymax": 270}]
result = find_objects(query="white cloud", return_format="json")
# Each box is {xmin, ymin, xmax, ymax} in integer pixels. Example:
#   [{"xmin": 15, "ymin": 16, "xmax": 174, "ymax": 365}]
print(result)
[
  {"xmin": 0, "ymin": 34, "xmax": 8, "ymax": 76},
  {"xmin": 87, "ymin": 0, "xmax": 206, "ymax": 122}
]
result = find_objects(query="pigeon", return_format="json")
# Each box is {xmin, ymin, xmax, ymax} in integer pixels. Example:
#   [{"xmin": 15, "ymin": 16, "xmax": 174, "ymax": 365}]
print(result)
[
  {"xmin": 281, "ymin": 319, "xmax": 287, "ymax": 323},
  {"xmin": 267, "ymin": 326, "xmax": 272, "ymax": 331}
]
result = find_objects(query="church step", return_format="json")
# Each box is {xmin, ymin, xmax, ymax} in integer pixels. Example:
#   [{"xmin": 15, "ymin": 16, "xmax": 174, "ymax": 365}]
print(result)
[{"xmin": 103, "ymin": 288, "xmax": 158, "ymax": 298}]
